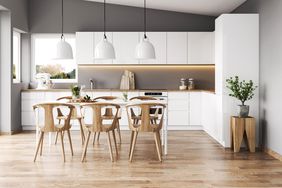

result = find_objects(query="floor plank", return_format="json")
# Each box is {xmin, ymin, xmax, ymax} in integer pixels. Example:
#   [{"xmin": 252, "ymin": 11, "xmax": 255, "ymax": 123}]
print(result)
[{"xmin": 0, "ymin": 131, "xmax": 281, "ymax": 188}]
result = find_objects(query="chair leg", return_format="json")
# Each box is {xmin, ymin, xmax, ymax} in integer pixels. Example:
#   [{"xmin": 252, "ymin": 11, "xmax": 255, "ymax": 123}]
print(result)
[
  {"xmin": 97, "ymin": 132, "xmax": 100, "ymax": 143},
  {"xmin": 154, "ymin": 132, "xmax": 162, "ymax": 162},
  {"xmin": 93, "ymin": 132, "xmax": 97, "ymax": 145},
  {"xmin": 54, "ymin": 132, "xmax": 59, "ymax": 144},
  {"xmin": 129, "ymin": 131, "xmax": 134, "ymax": 157},
  {"xmin": 78, "ymin": 118, "xmax": 85, "ymax": 145},
  {"xmin": 66, "ymin": 130, "xmax": 74, "ymax": 156},
  {"xmin": 59, "ymin": 131, "xmax": 66, "ymax": 162},
  {"xmin": 116, "ymin": 120, "xmax": 122, "ymax": 144},
  {"xmin": 81, "ymin": 131, "xmax": 91, "ymax": 162},
  {"xmin": 107, "ymin": 132, "xmax": 114, "ymax": 162},
  {"xmin": 129, "ymin": 131, "xmax": 138, "ymax": 162},
  {"xmin": 33, "ymin": 132, "xmax": 43, "ymax": 162},
  {"xmin": 40, "ymin": 132, "xmax": 44, "ymax": 156},
  {"xmin": 157, "ymin": 131, "xmax": 162, "ymax": 156},
  {"xmin": 112, "ymin": 130, "xmax": 118, "ymax": 157}
]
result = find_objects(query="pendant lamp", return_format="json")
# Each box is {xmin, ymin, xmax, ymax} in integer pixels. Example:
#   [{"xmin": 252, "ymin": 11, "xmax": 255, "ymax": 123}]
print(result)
[
  {"xmin": 135, "ymin": 0, "xmax": 155, "ymax": 59},
  {"xmin": 95, "ymin": 0, "xmax": 115, "ymax": 59},
  {"xmin": 55, "ymin": 0, "xmax": 73, "ymax": 59}
]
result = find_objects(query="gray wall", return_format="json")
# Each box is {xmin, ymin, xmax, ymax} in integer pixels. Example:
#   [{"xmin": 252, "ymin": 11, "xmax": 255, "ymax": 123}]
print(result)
[
  {"xmin": 234, "ymin": 0, "xmax": 282, "ymax": 155},
  {"xmin": 78, "ymin": 66, "xmax": 215, "ymax": 90},
  {"xmin": 29, "ymin": 0, "xmax": 215, "ymax": 33},
  {"xmin": 0, "ymin": 0, "xmax": 29, "ymax": 133}
]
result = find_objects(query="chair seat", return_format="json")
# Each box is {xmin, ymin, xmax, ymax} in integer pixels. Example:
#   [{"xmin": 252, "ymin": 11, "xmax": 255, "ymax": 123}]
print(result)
[
  {"xmin": 84, "ymin": 124, "xmax": 114, "ymax": 132},
  {"xmin": 39, "ymin": 124, "xmax": 72, "ymax": 132}
]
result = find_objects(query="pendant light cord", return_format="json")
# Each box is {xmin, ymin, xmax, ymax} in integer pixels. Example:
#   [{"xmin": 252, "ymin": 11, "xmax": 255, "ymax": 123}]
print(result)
[
  {"xmin": 104, "ymin": 0, "xmax": 107, "ymax": 39},
  {"xmin": 144, "ymin": 0, "xmax": 147, "ymax": 39},
  {"xmin": 61, "ymin": 0, "xmax": 64, "ymax": 40}
]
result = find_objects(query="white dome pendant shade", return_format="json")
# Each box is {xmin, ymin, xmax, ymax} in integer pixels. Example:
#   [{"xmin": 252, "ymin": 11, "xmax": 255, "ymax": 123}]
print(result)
[
  {"xmin": 135, "ymin": 0, "xmax": 156, "ymax": 59},
  {"xmin": 56, "ymin": 38, "xmax": 73, "ymax": 59},
  {"xmin": 95, "ymin": 36, "xmax": 115, "ymax": 59},
  {"xmin": 135, "ymin": 36, "xmax": 155, "ymax": 59},
  {"xmin": 94, "ymin": 0, "xmax": 116, "ymax": 59},
  {"xmin": 55, "ymin": 0, "xmax": 74, "ymax": 60}
]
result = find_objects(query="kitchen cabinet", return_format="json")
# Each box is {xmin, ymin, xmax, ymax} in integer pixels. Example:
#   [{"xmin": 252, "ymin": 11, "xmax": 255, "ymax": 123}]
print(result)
[
  {"xmin": 113, "ymin": 32, "xmax": 139, "ymax": 64},
  {"xmin": 139, "ymin": 32, "xmax": 166, "ymax": 64},
  {"xmin": 189, "ymin": 92, "xmax": 202, "ymax": 125},
  {"xmin": 94, "ymin": 32, "xmax": 113, "ymax": 64},
  {"xmin": 167, "ymin": 32, "xmax": 188, "ymax": 64},
  {"xmin": 188, "ymin": 32, "xmax": 214, "ymax": 64},
  {"xmin": 76, "ymin": 32, "xmax": 94, "ymax": 64}
]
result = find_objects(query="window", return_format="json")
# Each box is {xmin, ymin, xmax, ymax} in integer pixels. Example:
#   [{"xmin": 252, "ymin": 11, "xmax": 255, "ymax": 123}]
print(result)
[
  {"xmin": 31, "ymin": 34, "xmax": 76, "ymax": 82},
  {"xmin": 13, "ymin": 31, "xmax": 21, "ymax": 83}
]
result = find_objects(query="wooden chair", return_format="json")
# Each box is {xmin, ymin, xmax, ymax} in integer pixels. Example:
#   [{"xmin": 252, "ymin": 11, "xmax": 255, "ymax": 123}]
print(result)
[
  {"xmin": 129, "ymin": 96, "xmax": 158, "ymax": 124},
  {"xmin": 33, "ymin": 103, "xmax": 75, "ymax": 162},
  {"xmin": 93, "ymin": 96, "xmax": 122, "ymax": 144},
  {"xmin": 126, "ymin": 103, "xmax": 166, "ymax": 162},
  {"xmin": 80, "ymin": 103, "xmax": 120, "ymax": 162},
  {"xmin": 55, "ymin": 96, "xmax": 85, "ymax": 145}
]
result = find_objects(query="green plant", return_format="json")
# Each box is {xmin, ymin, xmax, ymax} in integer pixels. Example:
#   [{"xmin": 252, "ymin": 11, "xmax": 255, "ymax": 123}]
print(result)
[
  {"xmin": 84, "ymin": 95, "xmax": 91, "ymax": 101},
  {"xmin": 226, "ymin": 76, "xmax": 257, "ymax": 105},
  {"xmin": 122, "ymin": 92, "xmax": 128, "ymax": 101},
  {"xmin": 71, "ymin": 85, "xmax": 81, "ymax": 97}
]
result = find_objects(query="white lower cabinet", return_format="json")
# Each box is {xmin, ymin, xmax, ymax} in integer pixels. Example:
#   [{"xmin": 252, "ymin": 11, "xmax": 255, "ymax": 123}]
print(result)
[{"xmin": 21, "ymin": 90, "xmax": 210, "ymax": 131}]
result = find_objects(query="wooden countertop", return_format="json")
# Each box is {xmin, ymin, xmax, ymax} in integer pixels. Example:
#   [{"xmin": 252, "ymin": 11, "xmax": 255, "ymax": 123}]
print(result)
[{"xmin": 22, "ymin": 89, "xmax": 215, "ymax": 94}]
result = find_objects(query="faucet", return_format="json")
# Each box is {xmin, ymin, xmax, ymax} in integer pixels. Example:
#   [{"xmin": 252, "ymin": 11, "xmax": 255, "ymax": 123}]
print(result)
[{"xmin": 89, "ymin": 79, "xmax": 95, "ymax": 90}]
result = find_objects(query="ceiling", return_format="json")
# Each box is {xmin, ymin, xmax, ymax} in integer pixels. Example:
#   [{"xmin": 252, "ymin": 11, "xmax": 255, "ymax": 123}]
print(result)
[{"xmin": 84, "ymin": 0, "xmax": 247, "ymax": 16}]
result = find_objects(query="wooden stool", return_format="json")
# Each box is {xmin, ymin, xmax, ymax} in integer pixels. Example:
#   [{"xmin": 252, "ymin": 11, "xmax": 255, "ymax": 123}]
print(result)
[{"xmin": 230, "ymin": 116, "xmax": 256, "ymax": 152}]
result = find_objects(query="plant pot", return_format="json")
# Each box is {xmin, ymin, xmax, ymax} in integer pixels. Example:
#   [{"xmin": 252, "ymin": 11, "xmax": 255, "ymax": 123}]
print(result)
[{"xmin": 238, "ymin": 105, "xmax": 249, "ymax": 118}]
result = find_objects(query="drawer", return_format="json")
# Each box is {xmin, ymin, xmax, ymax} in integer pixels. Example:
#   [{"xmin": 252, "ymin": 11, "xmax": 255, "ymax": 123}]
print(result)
[
  {"xmin": 168, "ymin": 111, "xmax": 189, "ymax": 126},
  {"xmin": 22, "ymin": 92, "xmax": 45, "ymax": 100},
  {"xmin": 168, "ymin": 100, "xmax": 189, "ymax": 111},
  {"xmin": 168, "ymin": 92, "xmax": 189, "ymax": 100}
]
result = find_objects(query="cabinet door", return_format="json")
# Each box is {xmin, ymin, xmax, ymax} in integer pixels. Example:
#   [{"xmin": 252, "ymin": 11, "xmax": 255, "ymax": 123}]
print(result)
[
  {"xmin": 188, "ymin": 32, "xmax": 214, "ymax": 64},
  {"xmin": 168, "ymin": 111, "xmax": 189, "ymax": 126},
  {"xmin": 139, "ymin": 32, "xmax": 166, "ymax": 64},
  {"xmin": 94, "ymin": 32, "xmax": 113, "ymax": 64},
  {"xmin": 113, "ymin": 32, "xmax": 139, "ymax": 64},
  {"xmin": 189, "ymin": 92, "xmax": 202, "ymax": 125},
  {"xmin": 76, "ymin": 32, "xmax": 94, "ymax": 64},
  {"xmin": 167, "ymin": 32, "xmax": 188, "ymax": 64}
]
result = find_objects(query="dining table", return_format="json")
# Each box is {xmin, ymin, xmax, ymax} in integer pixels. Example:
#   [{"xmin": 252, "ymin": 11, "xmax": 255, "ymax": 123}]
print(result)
[{"xmin": 36, "ymin": 100, "xmax": 168, "ymax": 155}]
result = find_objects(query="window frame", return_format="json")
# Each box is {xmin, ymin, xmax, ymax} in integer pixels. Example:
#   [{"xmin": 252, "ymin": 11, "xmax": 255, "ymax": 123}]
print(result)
[
  {"xmin": 31, "ymin": 33, "xmax": 77, "ymax": 83},
  {"xmin": 13, "ymin": 30, "xmax": 21, "ymax": 83}
]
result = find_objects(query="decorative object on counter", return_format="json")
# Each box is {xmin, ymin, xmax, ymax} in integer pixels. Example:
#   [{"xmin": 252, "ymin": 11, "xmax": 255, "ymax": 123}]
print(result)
[
  {"xmin": 179, "ymin": 78, "xmax": 187, "ymax": 90},
  {"xmin": 120, "ymin": 70, "xmax": 135, "ymax": 90},
  {"xmin": 55, "ymin": 0, "xmax": 73, "ymax": 59},
  {"xmin": 226, "ymin": 76, "xmax": 258, "ymax": 118},
  {"xmin": 135, "ymin": 0, "xmax": 155, "ymax": 59},
  {"xmin": 71, "ymin": 85, "xmax": 81, "ymax": 100},
  {"xmin": 188, "ymin": 78, "xmax": 195, "ymax": 90},
  {"xmin": 94, "ymin": 0, "xmax": 115, "ymax": 59},
  {"xmin": 122, "ymin": 92, "xmax": 128, "ymax": 102},
  {"xmin": 89, "ymin": 78, "xmax": 95, "ymax": 90},
  {"xmin": 35, "ymin": 73, "xmax": 53, "ymax": 89}
]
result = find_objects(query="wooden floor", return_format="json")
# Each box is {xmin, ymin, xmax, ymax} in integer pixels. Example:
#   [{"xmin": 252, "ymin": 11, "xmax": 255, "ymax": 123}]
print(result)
[{"xmin": 0, "ymin": 131, "xmax": 281, "ymax": 188}]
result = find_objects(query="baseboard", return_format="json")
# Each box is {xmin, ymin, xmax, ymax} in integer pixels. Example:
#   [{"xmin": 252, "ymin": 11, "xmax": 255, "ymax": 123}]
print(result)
[
  {"xmin": 0, "ymin": 130, "xmax": 22, "ymax": 135},
  {"xmin": 264, "ymin": 148, "xmax": 282, "ymax": 161}
]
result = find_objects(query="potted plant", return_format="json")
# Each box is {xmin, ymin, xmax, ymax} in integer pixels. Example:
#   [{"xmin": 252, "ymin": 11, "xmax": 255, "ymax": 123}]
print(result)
[
  {"xmin": 226, "ymin": 76, "xmax": 257, "ymax": 118},
  {"xmin": 71, "ymin": 85, "xmax": 81, "ymax": 100},
  {"xmin": 122, "ymin": 92, "xmax": 128, "ymax": 102}
]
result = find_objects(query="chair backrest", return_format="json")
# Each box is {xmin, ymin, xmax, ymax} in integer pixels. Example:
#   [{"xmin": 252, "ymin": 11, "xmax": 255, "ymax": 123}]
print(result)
[
  {"xmin": 33, "ymin": 103, "xmax": 75, "ymax": 132},
  {"xmin": 56, "ymin": 96, "xmax": 72, "ymax": 101},
  {"xmin": 129, "ymin": 96, "xmax": 158, "ymax": 101},
  {"xmin": 56, "ymin": 96, "xmax": 80, "ymax": 118},
  {"xmin": 126, "ymin": 103, "xmax": 166, "ymax": 132},
  {"xmin": 80, "ymin": 103, "xmax": 120, "ymax": 132}
]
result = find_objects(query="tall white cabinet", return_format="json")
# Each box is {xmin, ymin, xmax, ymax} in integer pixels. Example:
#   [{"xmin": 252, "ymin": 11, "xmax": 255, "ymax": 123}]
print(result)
[{"xmin": 215, "ymin": 14, "xmax": 259, "ymax": 147}]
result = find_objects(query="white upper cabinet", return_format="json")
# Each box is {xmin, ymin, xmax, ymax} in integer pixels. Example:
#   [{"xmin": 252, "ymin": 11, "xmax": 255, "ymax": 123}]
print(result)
[
  {"xmin": 113, "ymin": 32, "xmax": 139, "ymax": 64},
  {"xmin": 139, "ymin": 32, "xmax": 166, "ymax": 64},
  {"xmin": 76, "ymin": 32, "xmax": 94, "ymax": 64},
  {"xmin": 94, "ymin": 32, "xmax": 113, "ymax": 64},
  {"xmin": 167, "ymin": 32, "xmax": 188, "ymax": 64},
  {"xmin": 188, "ymin": 32, "xmax": 215, "ymax": 64}
]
